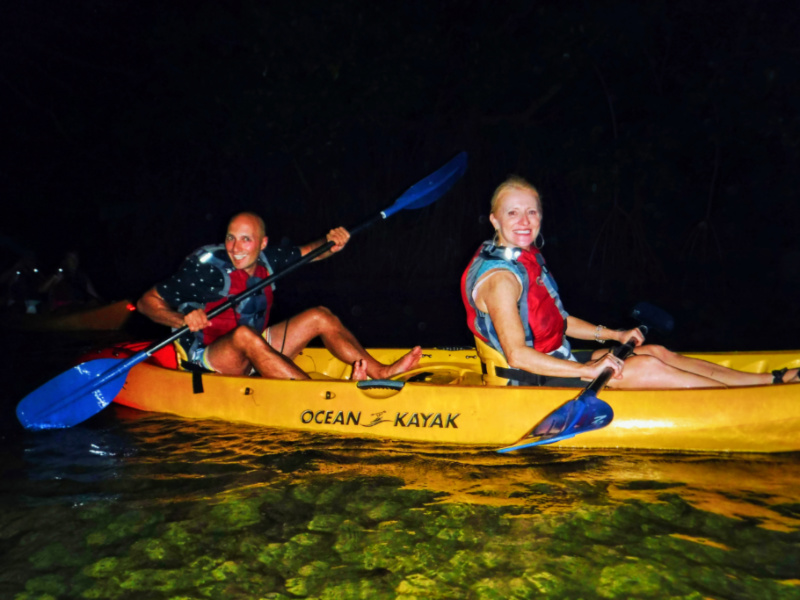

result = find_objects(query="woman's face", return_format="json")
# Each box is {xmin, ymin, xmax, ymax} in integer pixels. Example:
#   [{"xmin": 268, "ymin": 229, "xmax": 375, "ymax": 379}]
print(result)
[{"xmin": 489, "ymin": 188, "xmax": 542, "ymax": 250}]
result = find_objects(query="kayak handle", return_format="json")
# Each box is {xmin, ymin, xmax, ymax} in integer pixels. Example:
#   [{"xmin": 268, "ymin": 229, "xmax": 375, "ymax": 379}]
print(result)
[{"xmin": 356, "ymin": 380, "xmax": 405, "ymax": 390}]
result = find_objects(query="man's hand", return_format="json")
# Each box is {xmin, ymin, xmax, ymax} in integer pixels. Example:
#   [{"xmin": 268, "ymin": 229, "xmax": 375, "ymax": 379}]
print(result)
[
  {"xmin": 326, "ymin": 227, "xmax": 350, "ymax": 253},
  {"xmin": 183, "ymin": 308, "xmax": 210, "ymax": 332}
]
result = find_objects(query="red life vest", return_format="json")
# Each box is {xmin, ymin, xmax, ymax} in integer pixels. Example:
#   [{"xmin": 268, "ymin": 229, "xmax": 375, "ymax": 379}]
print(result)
[
  {"xmin": 201, "ymin": 264, "xmax": 273, "ymax": 346},
  {"xmin": 462, "ymin": 242, "xmax": 567, "ymax": 354},
  {"xmin": 517, "ymin": 248, "xmax": 566, "ymax": 353}
]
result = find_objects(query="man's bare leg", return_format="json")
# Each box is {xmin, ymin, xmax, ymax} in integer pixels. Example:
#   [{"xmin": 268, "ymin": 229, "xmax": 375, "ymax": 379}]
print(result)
[
  {"xmin": 270, "ymin": 307, "xmax": 422, "ymax": 379},
  {"xmin": 206, "ymin": 326, "xmax": 310, "ymax": 379}
]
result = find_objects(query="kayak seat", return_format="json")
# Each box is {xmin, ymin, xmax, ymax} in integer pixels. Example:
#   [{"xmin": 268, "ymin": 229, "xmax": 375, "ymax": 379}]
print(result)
[
  {"xmin": 294, "ymin": 352, "xmax": 353, "ymax": 379},
  {"xmin": 149, "ymin": 343, "xmax": 179, "ymax": 369},
  {"xmin": 395, "ymin": 364, "xmax": 484, "ymax": 385},
  {"xmin": 172, "ymin": 342, "xmax": 195, "ymax": 372},
  {"xmin": 307, "ymin": 371, "xmax": 337, "ymax": 380},
  {"xmin": 473, "ymin": 336, "xmax": 514, "ymax": 386}
]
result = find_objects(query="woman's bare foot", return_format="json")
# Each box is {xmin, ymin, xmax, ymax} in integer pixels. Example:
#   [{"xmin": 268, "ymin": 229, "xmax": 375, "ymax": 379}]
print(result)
[
  {"xmin": 375, "ymin": 346, "xmax": 423, "ymax": 379},
  {"xmin": 350, "ymin": 359, "xmax": 368, "ymax": 381},
  {"xmin": 782, "ymin": 368, "xmax": 800, "ymax": 383},
  {"xmin": 773, "ymin": 367, "xmax": 800, "ymax": 383}
]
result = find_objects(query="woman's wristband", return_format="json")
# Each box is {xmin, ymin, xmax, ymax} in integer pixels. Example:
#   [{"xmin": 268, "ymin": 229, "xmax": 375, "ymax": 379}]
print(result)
[{"xmin": 594, "ymin": 324, "xmax": 606, "ymax": 344}]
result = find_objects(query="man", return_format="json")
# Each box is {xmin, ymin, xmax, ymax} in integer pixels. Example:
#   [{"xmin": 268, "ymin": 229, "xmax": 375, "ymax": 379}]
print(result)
[{"xmin": 138, "ymin": 212, "xmax": 421, "ymax": 380}]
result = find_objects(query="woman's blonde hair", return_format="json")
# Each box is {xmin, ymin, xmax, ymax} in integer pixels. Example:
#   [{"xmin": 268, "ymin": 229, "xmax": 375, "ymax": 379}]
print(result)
[{"xmin": 490, "ymin": 176, "xmax": 541, "ymax": 215}]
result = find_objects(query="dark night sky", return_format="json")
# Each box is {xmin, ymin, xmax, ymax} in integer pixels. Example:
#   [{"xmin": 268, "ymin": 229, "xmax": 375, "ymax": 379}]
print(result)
[{"xmin": 3, "ymin": 0, "xmax": 799, "ymax": 350}]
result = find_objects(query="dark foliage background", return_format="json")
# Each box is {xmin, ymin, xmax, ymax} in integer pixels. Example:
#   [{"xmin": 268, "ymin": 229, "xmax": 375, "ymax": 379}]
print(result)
[{"xmin": 3, "ymin": 0, "xmax": 798, "ymax": 350}]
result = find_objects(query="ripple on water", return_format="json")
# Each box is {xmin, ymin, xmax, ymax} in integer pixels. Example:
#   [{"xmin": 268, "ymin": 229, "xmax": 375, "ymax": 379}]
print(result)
[{"xmin": 2, "ymin": 369, "xmax": 800, "ymax": 598}]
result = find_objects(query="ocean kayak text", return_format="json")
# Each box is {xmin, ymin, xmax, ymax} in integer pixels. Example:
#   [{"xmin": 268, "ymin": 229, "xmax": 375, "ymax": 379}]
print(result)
[{"xmin": 300, "ymin": 409, "xmax": 460, "ymax": 429}]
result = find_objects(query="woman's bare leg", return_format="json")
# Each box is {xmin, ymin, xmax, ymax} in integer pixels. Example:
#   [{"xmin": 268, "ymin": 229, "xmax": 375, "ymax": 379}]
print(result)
[
  {"xmin": 633, "ymin": 345, "xmax": 799, "ymax": 386},
  {"xmin": 595, "ymin": 353, "xmax": 723, "ymax": 389}
]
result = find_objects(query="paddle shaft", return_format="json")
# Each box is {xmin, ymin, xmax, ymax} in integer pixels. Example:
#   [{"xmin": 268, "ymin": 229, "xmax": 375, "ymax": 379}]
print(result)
[
  {"xmin": 498, "ymin": 317, "xmax": 663, "ymax": 450},
  {"xmin": 21, "ymin": 218, "xmax": 392, "ymax": 422},
  {"xmin": 582, "ymin": 325, "xmax": 648, "ymax": 395},
  {"xmin": 21, "ymin": 219, "xmax": 393, "ymax": 423},
  {"xmin": 18, "ymin": 151, "xmax": 468, "ymax": 430},
  {"xmin": 145, "ymin": 239, "xmax": 335, "ymax": 356},
  {"xmin": 145, "ymin": 206, "xmax": 401, "ymax": 357},
  {"xmin": 145, "ymin": 151, "xmax": 471, "ymax": 355}
]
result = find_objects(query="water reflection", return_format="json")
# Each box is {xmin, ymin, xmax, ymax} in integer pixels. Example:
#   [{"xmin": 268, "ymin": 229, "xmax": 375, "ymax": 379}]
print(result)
[
  {"xmin": 104, "ymin": 407, "xmax": 800, "ymax": 532},
  {"xmin": 2, "ymin": 384, "xmax": 800, "ymax": 597}
]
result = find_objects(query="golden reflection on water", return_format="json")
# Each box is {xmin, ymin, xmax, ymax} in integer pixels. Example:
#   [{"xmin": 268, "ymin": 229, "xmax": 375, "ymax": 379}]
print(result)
[
  {"xmin": 114, "ymin": 406, "xmax": 800, "ymax": 534},
  {"xmin": 4, "ymin": 403, "xmax": 799, "ymax": 600}
]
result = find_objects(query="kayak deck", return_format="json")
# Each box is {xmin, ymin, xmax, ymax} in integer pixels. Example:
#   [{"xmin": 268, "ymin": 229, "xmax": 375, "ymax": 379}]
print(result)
[{"xmin": 110, "ymin": 345, "xmax": 800, "ymax": 453}]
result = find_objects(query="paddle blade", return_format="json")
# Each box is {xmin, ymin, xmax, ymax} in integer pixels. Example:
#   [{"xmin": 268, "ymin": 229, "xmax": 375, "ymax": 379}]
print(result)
[
  {"xmin": 497, "ymin": 390, "xmax": 614, "ymax": 453},
  {"xmin": 631, "ymin": 302, "xmax": 674, "ymax": 334},
  {"xmin": 16, "ymin": 358, "xmax": 129, "ymax": 430},
  {"xmin": 383, "ymin": 151, "xmax": 467, "ymax": 217}
]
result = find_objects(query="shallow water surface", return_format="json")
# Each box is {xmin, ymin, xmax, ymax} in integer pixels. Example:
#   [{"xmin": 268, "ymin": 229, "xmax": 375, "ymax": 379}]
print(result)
[{"xmin": 1, "ymin": 334, "xmax": 799, "ymax": 599}]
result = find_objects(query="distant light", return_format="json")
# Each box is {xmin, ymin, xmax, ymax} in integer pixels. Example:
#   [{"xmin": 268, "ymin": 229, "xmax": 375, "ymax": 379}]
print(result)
[{"xmin": 126, "ymin": 303, "xmax": 136, "ymax": 312}]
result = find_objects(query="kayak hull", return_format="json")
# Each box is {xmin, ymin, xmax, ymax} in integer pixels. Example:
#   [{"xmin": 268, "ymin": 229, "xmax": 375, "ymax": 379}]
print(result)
[{"xmin": 109, "ymin": 345, "xmax": 800, "ymax": 453}]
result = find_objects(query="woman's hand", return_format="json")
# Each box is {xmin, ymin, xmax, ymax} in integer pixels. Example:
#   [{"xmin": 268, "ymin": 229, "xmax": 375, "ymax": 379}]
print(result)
[
  {"xmin": 613, "ymin": 327, "xmax": 645, "ymax": 346},
  {"xmin": 583, "ymin": 351, "xmax": 626, "ymax": 380}
]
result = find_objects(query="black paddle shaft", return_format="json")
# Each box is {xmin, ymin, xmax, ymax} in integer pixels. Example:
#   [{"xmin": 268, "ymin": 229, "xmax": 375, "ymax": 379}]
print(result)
[
  {"xmin": 583, "ymin": 324, "xmax": 649, "ymax": 394},
  {"xmin": 147, "ymin": 208, "xmax": 400, "ymax": 356},
  {"xmin": 146, "ymin": 240, "xmax": 335, "ymax": 357},
  {"xmin": 147, "ymin": 198, "xmax": 406, "ymax": 356},
  {"xmin": 143, "ymin": 152, "xmax": 470, "ymax": 358}
]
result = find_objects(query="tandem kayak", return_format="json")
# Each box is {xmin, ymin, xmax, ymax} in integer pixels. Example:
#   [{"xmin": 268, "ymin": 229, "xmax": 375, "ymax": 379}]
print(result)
[
  {"xmin": 0, "ymin": 300, "xmax": 136, "ymax": 332},
  {"xmin": 85, "ymin": 341, "xmax": 800, "ymax": 454}
]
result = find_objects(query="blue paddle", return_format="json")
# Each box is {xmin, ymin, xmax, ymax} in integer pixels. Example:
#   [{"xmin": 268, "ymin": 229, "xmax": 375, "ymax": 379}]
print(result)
[
  {"xmin": 17, "ymin": 152, "xmax": 468, "ymax": 430},
  {"xmin": 497, "ymin": 302, "xmax": 673, "ymax": 452}
]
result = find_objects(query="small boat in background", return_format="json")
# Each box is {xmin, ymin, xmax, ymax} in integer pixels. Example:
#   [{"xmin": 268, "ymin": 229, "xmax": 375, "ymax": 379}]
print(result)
[{"xmin": 0, "ymin": 300, "xmax": 136, "ymax": 332}]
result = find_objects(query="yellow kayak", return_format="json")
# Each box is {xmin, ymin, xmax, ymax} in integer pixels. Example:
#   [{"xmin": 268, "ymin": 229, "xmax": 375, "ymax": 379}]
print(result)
[{"xmin": 104, "ymin": 343, "xmax": 800, "ymax": 453}]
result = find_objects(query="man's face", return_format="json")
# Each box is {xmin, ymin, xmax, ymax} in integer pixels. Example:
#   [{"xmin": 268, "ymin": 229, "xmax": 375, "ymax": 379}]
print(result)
[{"xmin": 225, "ymin": 215, "xmax": 268, "ymax": 275}]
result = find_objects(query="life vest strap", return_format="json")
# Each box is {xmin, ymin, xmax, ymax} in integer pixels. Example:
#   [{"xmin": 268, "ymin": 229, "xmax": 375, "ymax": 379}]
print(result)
[
  {"xmin": 493, "ymin": 366, "xmax": 545, "ymax": 386},
  {"xmin": 474, "ymin": 336, "xmax": 543, "ymax": 386}
]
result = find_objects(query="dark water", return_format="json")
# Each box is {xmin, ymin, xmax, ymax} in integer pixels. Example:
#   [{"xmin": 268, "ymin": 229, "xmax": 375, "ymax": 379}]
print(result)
[{"xmin": 1, "ymin": 333, "xmax": 799, "ymax": 600}]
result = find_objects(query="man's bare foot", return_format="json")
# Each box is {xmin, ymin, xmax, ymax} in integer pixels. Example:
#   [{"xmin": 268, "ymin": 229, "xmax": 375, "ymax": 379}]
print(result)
[
  {"xmin": 375, "ymin": 346, "xmax": 423, "ymax": 379},
  {"xmin": 350, "ymin": 359, "xmax": 368, "ymax": 381}
]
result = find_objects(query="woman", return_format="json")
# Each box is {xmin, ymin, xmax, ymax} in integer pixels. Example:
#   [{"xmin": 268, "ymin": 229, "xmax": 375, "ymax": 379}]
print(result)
[{"xmin": 461, "ymin": 176, "xmax": 799, "ymax": 388}]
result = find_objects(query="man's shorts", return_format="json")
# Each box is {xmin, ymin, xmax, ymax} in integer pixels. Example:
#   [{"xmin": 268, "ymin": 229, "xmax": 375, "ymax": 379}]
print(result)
[{"xmin": 184, "ymin": 345, "xmax": 218, "ymax": 373}]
